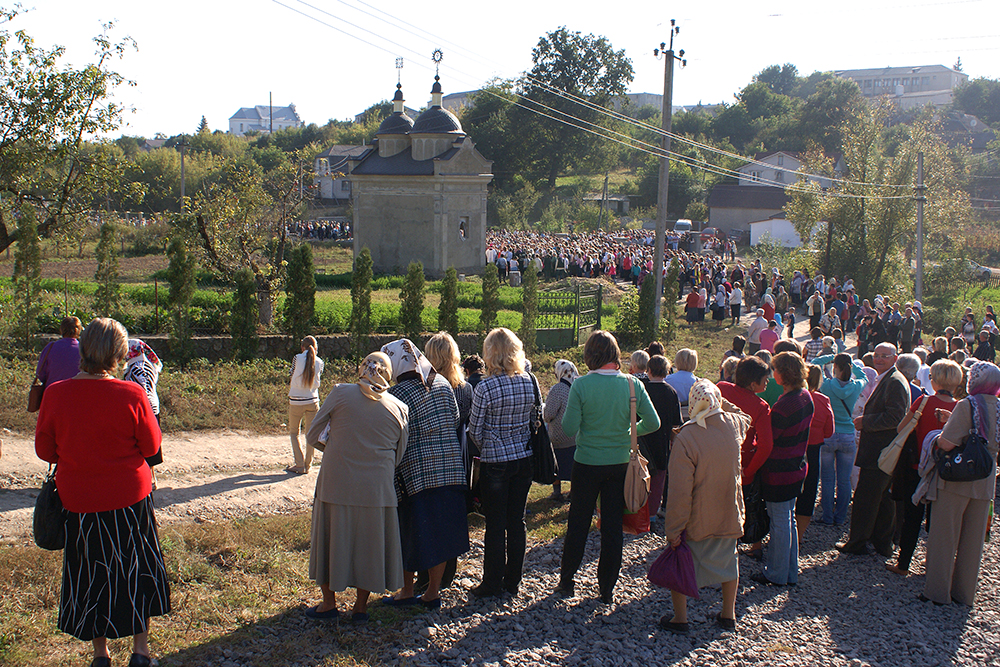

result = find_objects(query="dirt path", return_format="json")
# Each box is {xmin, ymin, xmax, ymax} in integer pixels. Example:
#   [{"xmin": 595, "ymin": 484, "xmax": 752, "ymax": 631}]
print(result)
[{"xmin": 0, "ymin": 430, "xmax": 321, "ymax": 544}]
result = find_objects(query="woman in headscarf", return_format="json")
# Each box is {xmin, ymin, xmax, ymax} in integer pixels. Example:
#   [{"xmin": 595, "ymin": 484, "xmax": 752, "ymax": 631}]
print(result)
[
  {"xmin": 921, "ymin": 361, "xmax": 999, "ymax": 606},
  {"xmin": 761, "ymin": 287, "xmax": 776, "ymax": 323},
  {"xmin": 697, "ymin": 287, "xmax": 708, "ymax": 322},
  {"xmin": 304, "ymin": 352, "xmax": 409, "ymax": 623},
  {"xmin": 123, "ymin": 338, "xmax": 165, "ymax": 472},
  {"xmin": 381, "ymin": 339, "xmax": 469, "ymax": 610},
  {"xmin": 544, "ymin": 359, "xmax": 580, "ymax": 502},
  {"xmin": 659, "ymin": 379, "xmax": 750, "ymax": 634},
  {"xmin": 774, "ymin": 286, "xmax": 789, "ymax": 318},
  {"xmin": 685, "ymin": 288, "xmax": 700, "ymax": 323},
  {"xmin": 819, "ymin": 307, "xmax": 842, "ymax": 336},
  {"xmin": 468, "ymin": 328, "xmax": 537, "ymax": 598},
  {"xmin": 713, "ymin": 283, "xmax": 728, "ymax": 328}
]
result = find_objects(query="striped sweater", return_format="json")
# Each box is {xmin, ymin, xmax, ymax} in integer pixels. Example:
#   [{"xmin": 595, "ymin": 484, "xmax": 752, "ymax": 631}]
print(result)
[{"xmin": 762, "ymin": 388, "xmax": 814, "ymax": 502}]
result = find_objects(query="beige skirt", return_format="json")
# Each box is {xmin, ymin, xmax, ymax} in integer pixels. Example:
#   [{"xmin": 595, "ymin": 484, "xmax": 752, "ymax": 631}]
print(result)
[
  {"xmin": 309, "ymin": 501, "xmax": 404, "ymax": 593},
  {"xmin": 688, "ymin": 537, "xmax": 739, "ymax": 587}
]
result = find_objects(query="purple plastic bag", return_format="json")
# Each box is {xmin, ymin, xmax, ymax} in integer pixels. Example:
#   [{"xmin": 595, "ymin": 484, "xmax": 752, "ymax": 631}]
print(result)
[{"xmin": 647, "ymin": 532, "xmax": 700, "ymax": 599}]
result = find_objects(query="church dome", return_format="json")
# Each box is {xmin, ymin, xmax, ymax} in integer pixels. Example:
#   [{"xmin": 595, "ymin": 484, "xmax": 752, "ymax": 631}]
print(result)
[
  {"xmin": 410, "ymin": 106, "xmax": 463, "ymax": 135},
  {"xmin": 376, "ymin": 112, "xmax": 414, "ymax": 135}
]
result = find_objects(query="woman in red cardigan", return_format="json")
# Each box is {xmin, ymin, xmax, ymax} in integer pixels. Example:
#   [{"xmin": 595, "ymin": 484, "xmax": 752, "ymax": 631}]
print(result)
[{"xmin": 35, "ymin": 318, "xmax": 169, "ymax": 667}]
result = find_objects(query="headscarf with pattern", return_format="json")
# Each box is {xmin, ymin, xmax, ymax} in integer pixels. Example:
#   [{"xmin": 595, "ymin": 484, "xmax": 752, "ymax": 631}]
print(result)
[
  {"xmin": 685, "ymin": 378, "xmax": 725, "ymax": 428},
  {"xmin": 358, "ymin": 352, "xmax": 393, "ymax": 400},
  {"xmin": 126, "ymin": 338, "xmax": 162, "ymax": 374},
  {"xmin": 380, "ymin": 338, "xmax": 434, "ymax": 384},
  {"xmin": 967, "ymin": 361, "xmax": 1000, "ymax": 397},
  {"xmin": 554, "ymin": 359, "xmax": 580, "ymax": 384}
]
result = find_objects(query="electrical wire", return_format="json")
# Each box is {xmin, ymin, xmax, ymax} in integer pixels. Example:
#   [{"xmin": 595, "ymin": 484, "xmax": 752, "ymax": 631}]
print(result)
[{"xmin": 273, "ymin": 0, "xmax": 950, "ymax": 201}]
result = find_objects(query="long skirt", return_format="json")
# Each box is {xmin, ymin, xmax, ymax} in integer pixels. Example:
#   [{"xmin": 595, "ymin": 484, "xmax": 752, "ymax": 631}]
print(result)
[
  {"xmin": 60, "ymin": 495, "xmax": 170, "ymax": 641},
  {"xmin": 398, "ymin": 485, "xmax": 470, "ymax": 572},
  {"xmin": 689, "ymin": 537, "xmax": 739, "ymax": 587},
  {"xmin": 309, "ymin": 501, "xmax": 403, "ymax": 593},
  {"xmin": 555, "ymin": 446, "xmax": 576, "ymax": 482}
]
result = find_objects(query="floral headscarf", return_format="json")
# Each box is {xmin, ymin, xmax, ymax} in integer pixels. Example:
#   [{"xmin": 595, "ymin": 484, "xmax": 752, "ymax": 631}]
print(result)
[
  {"xmin": 685, "ymin": 378, "xmax": 725, "ymax": 428},
  {"xmin": 380, "ymin": 338, "xmax": 434, "ymax": 384},
  {"xmin": 967, "ymin": 361, "xmax": 1000, "ymax": 397},
  {"xmin": 358, "ymin": 352, "xmax": 393, "ymax": 400},
  {"xmin": 554, "ymin": 359, "xmax": 580, "ymax": 384},
  {"xmin": 126, "ymin": 338, "xmax": 162, "ymax": 374}
]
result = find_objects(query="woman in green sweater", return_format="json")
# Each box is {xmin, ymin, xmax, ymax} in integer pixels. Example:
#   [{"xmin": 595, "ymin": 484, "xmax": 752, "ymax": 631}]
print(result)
[{"xmin": 556, "ymin": 330, "xmax": 660, "ymax": 604}]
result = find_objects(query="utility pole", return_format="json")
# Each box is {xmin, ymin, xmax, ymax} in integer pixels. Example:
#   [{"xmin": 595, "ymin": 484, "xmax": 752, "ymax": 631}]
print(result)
[
  {"xmin": 652, "ymin": 21, "xmax": 686, "ymax": 325},
  {"xmin": 269, "ymin": 91, "xmax": 273, "ymax": 134},
  {"xmin": 178, "ymin": 138, "xmax": 188, "ymax": 212},
  {"xmin": 915, "ymin": 151, "xmax": 926, "ymax": 301}
]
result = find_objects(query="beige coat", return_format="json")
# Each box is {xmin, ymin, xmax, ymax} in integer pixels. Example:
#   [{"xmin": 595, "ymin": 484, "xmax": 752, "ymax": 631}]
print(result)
[
  {"xmin": 664, "ymin": 410, "xmax": 750, "ymax": 542},
  {"xmin": 306, "ymin": 383, "xmax": 409, "ymax": 507}
]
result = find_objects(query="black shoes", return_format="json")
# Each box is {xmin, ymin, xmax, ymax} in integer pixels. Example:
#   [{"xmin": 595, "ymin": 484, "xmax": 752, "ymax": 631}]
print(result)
[
  {"xmin": 470, "ymin": 584, "xmax": 501, "ymax": 599},
  {"xmin": 658, "ymin": 617, "xmax": 689, "ymax": 634},
  {"xmin": 835, "ymin": 543, "xmax": 868, "ymax": 556},
  {"xmin": 715, "ymin": 613, "xmax": 737, "ymax": 631},
  {"xmin": 127, "ymin": 654, "xmax": 153, "ymax": 667},
  {"xmin": 553, "ymin": 581, "xmax": 575, "ymax": 597},
  {"xmin": 90, "ymin": 658, "xmax": 111, "ymax": 667}
]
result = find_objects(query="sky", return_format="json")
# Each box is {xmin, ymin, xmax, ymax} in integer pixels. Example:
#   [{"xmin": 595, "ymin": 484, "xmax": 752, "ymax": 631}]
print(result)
[{"xmin": 8, "ymin": 0, "xmax": 999, "ymax": 139}]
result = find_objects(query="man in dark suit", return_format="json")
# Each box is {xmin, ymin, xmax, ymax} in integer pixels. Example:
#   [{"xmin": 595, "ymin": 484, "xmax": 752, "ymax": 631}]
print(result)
[{"xmin": 837, "ymin": 343, "xmax": 910, "ymax": 557}]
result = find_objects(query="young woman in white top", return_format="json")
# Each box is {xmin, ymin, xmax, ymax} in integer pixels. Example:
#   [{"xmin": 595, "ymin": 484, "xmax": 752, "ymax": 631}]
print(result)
[{"xmin": 288, "ymin": 336, "xmax": 324, "ymax": 474}]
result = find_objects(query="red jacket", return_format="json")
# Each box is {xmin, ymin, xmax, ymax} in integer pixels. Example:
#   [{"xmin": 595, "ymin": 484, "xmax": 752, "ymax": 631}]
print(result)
[
  {"xmin": 36, "ymin": 377, "xmax": 161, "ymax": 513},
  {"xmin": 808, "ymin": 390, "xmax": 835, "ymax": 446},
  {"xmin": 718, "ymin": 381, "xmax": 773, "ymax": 485}
]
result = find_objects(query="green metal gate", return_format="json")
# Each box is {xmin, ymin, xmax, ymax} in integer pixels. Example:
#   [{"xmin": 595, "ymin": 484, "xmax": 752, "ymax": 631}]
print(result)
[{"xmin": 534, "ymin": 284, "xmax": 603, "ymax": 350}]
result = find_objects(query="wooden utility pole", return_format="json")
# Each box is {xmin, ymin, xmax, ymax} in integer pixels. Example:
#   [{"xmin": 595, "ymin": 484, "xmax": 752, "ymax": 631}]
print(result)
[{"xmin": 652, "ymin": 21, "xmax": 686, "ymax": 325}]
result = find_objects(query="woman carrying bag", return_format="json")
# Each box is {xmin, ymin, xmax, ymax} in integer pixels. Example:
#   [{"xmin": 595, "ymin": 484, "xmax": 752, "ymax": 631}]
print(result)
[
  {"xmin": 659, "ymin": 379, "xmax": 750, "ymax": 634},
  {"xmin": 556, "ymin": 331, "xmax": 659, "ymax": 604},
  {"xmin": 921, "ymin": 361, "xmax": 999, "ymax": 606}
]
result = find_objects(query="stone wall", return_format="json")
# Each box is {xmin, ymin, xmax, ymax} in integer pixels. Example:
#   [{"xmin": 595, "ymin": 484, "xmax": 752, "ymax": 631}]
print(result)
[{"xmin": 28, "ymin": 332, "xmax": 485, "ymax": 363}]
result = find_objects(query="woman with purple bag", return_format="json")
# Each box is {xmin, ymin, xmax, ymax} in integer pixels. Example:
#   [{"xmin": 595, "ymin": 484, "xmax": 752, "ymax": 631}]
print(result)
[{"xmin": 659, "ymin": 379, "xmax": 749, "ymax": 634}]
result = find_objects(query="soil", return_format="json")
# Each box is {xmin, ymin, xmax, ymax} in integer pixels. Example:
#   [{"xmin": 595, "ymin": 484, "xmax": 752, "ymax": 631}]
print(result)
[{"xmin": 0, "ymin": 429, "xmax": 320, "ymax": 544}]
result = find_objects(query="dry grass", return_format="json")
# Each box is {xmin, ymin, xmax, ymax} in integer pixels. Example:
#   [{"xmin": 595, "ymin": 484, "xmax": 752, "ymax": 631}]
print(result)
[{"xmin": 0, "ymin": 485, "xmax": 582, "ymax": 667}]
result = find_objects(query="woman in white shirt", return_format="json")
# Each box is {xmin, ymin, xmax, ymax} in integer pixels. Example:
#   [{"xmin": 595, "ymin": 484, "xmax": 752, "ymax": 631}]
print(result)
[{"xmin": 288, "ymin": 336, "xmax": 325, "ymax": 474}]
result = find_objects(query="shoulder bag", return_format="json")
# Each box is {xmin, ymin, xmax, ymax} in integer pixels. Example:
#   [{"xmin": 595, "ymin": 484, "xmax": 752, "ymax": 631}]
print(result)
[
  {"xmin": 529, "ymin": 373, "xmax": 558, "ymax": 484},
  {"xmin": 937, "ymin": 395, "xmax": 996, "ymax": 482},
  {"xmin": 27, "ymin": 376, "xmax": 44, "ymax": 413},
  {"xmin": 878, "ymin": 395, "xmax": 930, "ymax": 475},
  {"xmin": 33, "ymin": 465, "xmax": 65, "ymax": 550},
  {"xmin": 624, "ymin": 376, "xmax": 651, "ymax": 513}
]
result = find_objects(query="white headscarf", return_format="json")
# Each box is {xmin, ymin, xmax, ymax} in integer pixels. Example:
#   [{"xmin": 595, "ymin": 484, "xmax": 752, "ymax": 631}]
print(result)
[
  {"xmin": 380, "ymin": 338, "xmax": 434, "ymax": 384},
  {"xmin": 554, "ymin": 359, "xmax": 580, "ymax": 384},
  {"xmin": 358, "ymin": 352, "xmax": 393, "ymax": 400},
  {"xmin": 685, "ymin": 379, "xmax": 725, "ymax": 428}
]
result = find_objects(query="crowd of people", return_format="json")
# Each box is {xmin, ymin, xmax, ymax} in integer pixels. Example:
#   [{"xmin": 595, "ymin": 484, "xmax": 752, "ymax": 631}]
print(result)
[
  {"xmin": 30, "ymin": 281, "xmax": 1000, "ymax": 663},
  {"xmin": 287, "ymin": 219, "xmax": 352, "ymax": 241}
]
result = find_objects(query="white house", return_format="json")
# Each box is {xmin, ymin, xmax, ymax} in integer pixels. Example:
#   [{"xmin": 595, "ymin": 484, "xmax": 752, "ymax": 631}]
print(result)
[
  {"xmin": 229, "ymin": 104, "xmax": 304, "ymax": 136},
  {"xmin": 834, "ymin": 64, "xmax": 967, "ymax": 111},
  {"xmin": 738, "ymin": 151, "xmax": 842, "ymax": 189},
  {"xmin": 313, "ymin": 145, "xmax": 368, "ymax": 202},
  {"xmin": 749, "ymin": 218, "xmax": 803, "ymax": 248}
]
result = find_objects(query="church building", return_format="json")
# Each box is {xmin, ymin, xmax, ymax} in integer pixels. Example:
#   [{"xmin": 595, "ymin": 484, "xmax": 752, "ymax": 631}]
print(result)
[{"xmin": 348, "ymin": 75, "xmax": 493, "ymax": 277}]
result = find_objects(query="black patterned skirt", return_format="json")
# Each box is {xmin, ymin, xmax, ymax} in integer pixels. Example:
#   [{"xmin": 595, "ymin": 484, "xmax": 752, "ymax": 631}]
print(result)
[{"xmin": 59, "ymin": 495, "xmax": 171, "ymax": 641}]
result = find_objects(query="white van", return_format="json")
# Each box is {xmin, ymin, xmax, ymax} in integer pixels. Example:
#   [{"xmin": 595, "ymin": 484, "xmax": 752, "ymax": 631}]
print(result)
[{"xmin": 673, "ymin": 219, "xmax": 692, "ymax": 233}]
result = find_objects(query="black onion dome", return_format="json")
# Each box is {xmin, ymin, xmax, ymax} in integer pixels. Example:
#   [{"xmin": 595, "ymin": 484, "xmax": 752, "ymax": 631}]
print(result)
[
  {"xmin": 376, "ymin": 112, "xmax": 414, "ymax": 135},
  {"xmin": 410, "ymin": 106, "xmax": 463, "ymax": 134}
]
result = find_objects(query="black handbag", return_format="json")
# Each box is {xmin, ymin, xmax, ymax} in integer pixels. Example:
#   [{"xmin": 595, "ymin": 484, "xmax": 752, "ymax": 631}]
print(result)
[
  {"xmin": 937, "ymin": 395, "xmax": 996, "ymax": 482},
  {"xmin": 529, "ymin": 373, "xmax": 558, "ymax": 484},
  {"xmin": 33, "ymin": 465, "xmax": 65, "ymax": 551},
  {"xmin": 740, "ymin": 474, "xmax": 770, "ymax": 544}
]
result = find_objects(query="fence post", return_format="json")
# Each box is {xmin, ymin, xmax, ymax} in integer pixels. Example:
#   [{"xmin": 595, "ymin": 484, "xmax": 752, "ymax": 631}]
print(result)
[
  {"xmin": 154, "ymin": 278, "xmax": 159, "ymax": 334},
  {"xmin": 596, "ymin": 284, "xmax": 603, "ymax": 332},
  {"xmin": 575, "ymin": 285, "xmax": 581, "ymax": 345}
]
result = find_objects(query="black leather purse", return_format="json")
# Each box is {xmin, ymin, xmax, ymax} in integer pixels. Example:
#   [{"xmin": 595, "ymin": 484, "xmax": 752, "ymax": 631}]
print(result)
[
  {"xmin": 937, "ymin": 396, "xmax": 996, "ymax": 483},
  {"xmin": 528, "ymin": 373, "xmax": 558, "ymax": 484},
  {"xmin": 33, "ymin": 465, "xmax": 66, "ymax": 550}
]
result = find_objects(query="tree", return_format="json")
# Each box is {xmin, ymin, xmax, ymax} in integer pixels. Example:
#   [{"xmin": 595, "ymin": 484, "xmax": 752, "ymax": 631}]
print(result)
[
  {"xmin": 12, "ymin": 204, "xmax": 41, "ymax": 349},
  {"xmin": 0, "ymin": 9, "xmax": 135, "ymax": 253},
  {"xmin": 754, "ymin": 64, "xmax": 799, "ymax": 96},
  {"xmin": 350, "ymin": 248, "xmax": 373, "ymax": 357},
  {"xmin": 283, "ymin": 243, "xmax": 316, "ymax": 341},
  {"xmin": 952, "ymin": 77, "xmax": 1000, "ymax": 127},
  {"xmin": 786, "ymin": 105, "xmax": 971, "ymax": 297},
  {"xmin": 198, "ymin": 115, "xmax": 210, "ymax": 133},
  {"xmin": 514, "ymin": 27, "xmax": 634, "ymax": 188},
  {"xmin": 399, "ymin": 261, "xmax": 425, "ymax": 341},
  {"xmin": 92, "ymin": 222, "xmax": 122, "ymax": 317},
  {"xmin": 519, "ymin": 263, "xmax": 539, "ymax": 353},
  {"xmin": 185, "ymin": 151, "xmax": 312, "ymax": 326},
  {"xmin": 165, "ymin": 238, "xmax": 196, "ymax": 364},
  {"xmin": 479, "ymin": 263, "xmax": 501, "ymax": 337},
  {"xmin": 637, "ymin": 272, "xmax": 657, "ymax": 346},
  {"xmin": 662, "ymin": 260, "xmax": 681, "ymax": 344},
  {"xmin": 231, "ymin": 268, "xmax": 259, "ymax": 362},
  {"xmin": 438, "ymin": 267, "xmax": 459, "ymax": 335}
]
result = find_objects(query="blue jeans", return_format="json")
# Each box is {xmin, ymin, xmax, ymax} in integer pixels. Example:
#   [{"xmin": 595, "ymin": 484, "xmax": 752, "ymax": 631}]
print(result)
[
  {"xmin": 764, "ymin": 498, "xmax": 798, "ymax": 585},
  {"xmin": 820, "ymin": 432, "xmax": 857, "ymax": 525}
]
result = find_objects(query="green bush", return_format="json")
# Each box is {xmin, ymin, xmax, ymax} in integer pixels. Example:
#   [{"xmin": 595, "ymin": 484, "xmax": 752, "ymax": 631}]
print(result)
[
  {"xmin": 398, "ymin": 262, "xmax": 425, "ymax": 340},
  {"xmin": 231, "ymin": 268, "xmax": 259, "ymax": 362}
]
